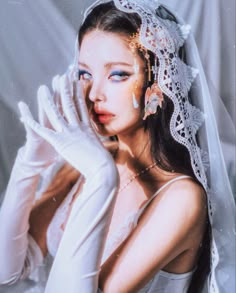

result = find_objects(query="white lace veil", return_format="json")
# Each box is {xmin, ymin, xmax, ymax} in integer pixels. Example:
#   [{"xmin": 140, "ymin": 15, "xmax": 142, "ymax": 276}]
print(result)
[{"xmin": 77, "ymin": 1, "xmax": 236, "ymax": 292}]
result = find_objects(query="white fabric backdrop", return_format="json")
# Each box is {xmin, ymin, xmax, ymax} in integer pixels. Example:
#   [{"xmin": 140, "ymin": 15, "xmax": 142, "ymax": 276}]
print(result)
[
  {"xmin": 0, "ymin": 0, "xmax": 235, "ymax": 193},
  {"xmin": 0, "ymin": 0, "xmax": 235, "ymax": 292}
]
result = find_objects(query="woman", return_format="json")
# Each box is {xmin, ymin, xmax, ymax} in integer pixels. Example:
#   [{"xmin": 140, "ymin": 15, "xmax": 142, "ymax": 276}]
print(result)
[{"xmin": 0, "ymin": 1, "xmax": 235, "ymax": 293}]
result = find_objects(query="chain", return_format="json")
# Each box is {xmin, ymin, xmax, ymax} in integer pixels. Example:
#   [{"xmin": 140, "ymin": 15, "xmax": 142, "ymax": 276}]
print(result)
[{"xmin": 119, "ymin": 162, "xmax": 157, "ymax": 193}]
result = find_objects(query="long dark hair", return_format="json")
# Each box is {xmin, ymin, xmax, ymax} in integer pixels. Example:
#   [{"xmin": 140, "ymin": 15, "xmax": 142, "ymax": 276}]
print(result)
[
  {"xmin": 79, "ymin": 2, "xmax": 210, "ymax": 291},
  {"xmin": 79, "ymin": 2, "xmax": 195, "ymax": 177}
]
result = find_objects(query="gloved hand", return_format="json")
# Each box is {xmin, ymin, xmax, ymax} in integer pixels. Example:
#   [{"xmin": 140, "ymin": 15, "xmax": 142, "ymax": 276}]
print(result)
[
  {"xmin": 19, "ymin": 75, "xmax": 115, "ymax": 179},
  {"xmin": 19, "ymin": 74, "xmax": 119, "ymax": 292},
  {"xmin": 18, "ymin": 76, "xmax": 61, "ymax": 166},
  {"xmin": 0, "ymin": 76, "xmax": 64, "ymax": 285}
]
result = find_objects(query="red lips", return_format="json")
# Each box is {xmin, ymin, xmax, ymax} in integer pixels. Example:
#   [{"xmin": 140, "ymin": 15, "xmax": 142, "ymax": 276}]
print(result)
[{"xmin": 93, "ymin": 107, "xmax": 115, "ymax": 124}]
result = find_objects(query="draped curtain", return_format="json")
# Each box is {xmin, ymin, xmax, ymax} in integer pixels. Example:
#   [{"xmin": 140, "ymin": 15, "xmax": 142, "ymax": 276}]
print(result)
[{"xmin": 0, "ymin": 0, "xmax": 235, "ymax": 195}]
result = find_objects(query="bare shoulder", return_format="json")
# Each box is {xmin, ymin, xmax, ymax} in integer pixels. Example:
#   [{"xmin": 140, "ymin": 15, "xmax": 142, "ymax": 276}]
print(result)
[
  {"xmin": 150, "ymin": 176, "xmax": 207, "ymax": 230},
  {"xmin": 162, "ymin": 177, "xmax": 206, "ymax": 203},
  {"xmin": 100, "ymin": 177, "xmax": 207, "ymax": 291}
]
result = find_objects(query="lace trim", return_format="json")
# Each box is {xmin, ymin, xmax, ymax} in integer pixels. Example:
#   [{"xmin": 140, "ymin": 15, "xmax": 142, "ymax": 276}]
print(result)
[
  {"xmin": 118, "ymin": 0, "xmax": 207, "ymax": 188},
  {"xmin": 83, "ymin": 0, "xmax": 208, "ymax": 190}
]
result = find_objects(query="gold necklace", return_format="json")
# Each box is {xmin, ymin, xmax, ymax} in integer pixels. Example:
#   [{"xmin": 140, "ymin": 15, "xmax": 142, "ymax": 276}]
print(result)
[{"xmin": 119, "ymin": 162, "xmax": 157, "ymax": 193}]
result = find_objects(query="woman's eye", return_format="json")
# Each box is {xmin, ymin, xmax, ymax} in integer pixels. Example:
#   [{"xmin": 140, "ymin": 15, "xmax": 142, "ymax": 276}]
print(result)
[
  {"xmin": 78, "ymin": 70, "xmax": 92, "ymax": 81},
  {"xmin": 109, "ymin": 71, "xmax": 130, "ymax": 82}
]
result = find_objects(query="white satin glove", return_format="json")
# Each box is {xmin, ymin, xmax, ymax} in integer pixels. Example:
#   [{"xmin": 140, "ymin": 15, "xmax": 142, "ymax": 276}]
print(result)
[
  {"xmin": 45, "ymin": 169, "xmax": 118, "ymax": 293},
  {"xmin": 19, "ymin": 77, "xmax": 61, "ymax": 165},
  {"xmin": 19, "ymin": 75, "xmax": 115, "ymax": 179},
  {"xmin": 19, "ymin": 74, "xmax": 119, "ymax": 293},
  {"xmin": 0, "ymin": 77, "xmax": 63, "ymax": 285}
]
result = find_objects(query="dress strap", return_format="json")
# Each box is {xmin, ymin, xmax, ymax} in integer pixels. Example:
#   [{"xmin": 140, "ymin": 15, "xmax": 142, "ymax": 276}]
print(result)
[{"xmin": 133, "ymin": 175, "xmax": 191, "ymax": 226}]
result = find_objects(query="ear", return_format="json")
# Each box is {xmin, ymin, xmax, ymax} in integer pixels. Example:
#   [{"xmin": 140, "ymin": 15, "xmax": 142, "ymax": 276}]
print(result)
[{"xmin": 144, "ymin": 87, "xmax": 151, "ymax": 105}]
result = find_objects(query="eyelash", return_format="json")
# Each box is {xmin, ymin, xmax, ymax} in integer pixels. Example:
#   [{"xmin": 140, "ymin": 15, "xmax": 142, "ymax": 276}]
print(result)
[
  {"xmin": 78, "ymin": 70, "xmax": 131, "ymax": 82},
  {"xmin": 78, "ymin": 70, "xmax": 92, "ymax": 81},
  {"xmin": 109, "ymin": 71, "xmax": 131, "ymax": 82}
]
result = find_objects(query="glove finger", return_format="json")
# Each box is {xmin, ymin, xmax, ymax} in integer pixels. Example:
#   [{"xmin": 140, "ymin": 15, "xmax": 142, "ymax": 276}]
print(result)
[
  {"xmin": 52, "ymin": 75, "xmax": 60, "ymax": 94},
  {"xmin": 39, "ymin": 86, "xmax": 68, "ymax": 133},
  {"xmin": 67, "ymin": 65, "xmax": 78, "ymax": 84},
  {"xmin": 18, "ymin": 101, "xmax": 41, "ymax": 141},
  {"xmin": 37, "ymin": 86, "xmax": 54, "ymax": 129},
  {"xmin": 52, "ymin": 75, "xmax": 64, "ymax": 118},
  {"xmin": 74, "ymin": 81, "xmax": 91, "ymax": 126},
  {"xmin": 60, "ymin": 74, "xmax": 80, "ymax": 126},
  {"xmin": 18, "ymin": 101, "xmax": 34, "ymax": 120},
  {"xmin": 20, "ymin": 104, "xmax": 57, "ymax": 146}
]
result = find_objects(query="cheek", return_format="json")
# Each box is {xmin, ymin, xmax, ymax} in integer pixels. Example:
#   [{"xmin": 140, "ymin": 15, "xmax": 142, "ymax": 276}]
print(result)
[
  {"xmin": 114, "ymin": 81, "xmax": 144, "ymax": 115},
  {"xmin": 107, "ymin": 83, "xmax": 134, "ymax": 105},
  {"xmin": 120, "ymin": 78, "xmax": 142, "ymax": 100}
]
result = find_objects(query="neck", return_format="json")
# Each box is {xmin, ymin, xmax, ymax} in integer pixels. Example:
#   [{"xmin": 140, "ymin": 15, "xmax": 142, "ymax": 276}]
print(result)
[
  {"xmin": 116, "ymin": 128, "xmax": 153, "ymax": 169},
  {"xmin": 115, "ymin": 128, "xmax": 178, "ymax": 185}
]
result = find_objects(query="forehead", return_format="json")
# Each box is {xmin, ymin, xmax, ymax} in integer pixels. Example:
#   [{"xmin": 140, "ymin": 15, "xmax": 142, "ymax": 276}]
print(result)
[{"xmin": 79, "ymin": 30, "xmax": 136, "ymax": 64}]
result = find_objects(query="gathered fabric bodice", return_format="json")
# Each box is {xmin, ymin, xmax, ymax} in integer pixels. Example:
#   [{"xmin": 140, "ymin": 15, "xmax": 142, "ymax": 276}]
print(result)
[{"xmin": 46, "ymin": 175, "xmax": 194, "ymax": 292}]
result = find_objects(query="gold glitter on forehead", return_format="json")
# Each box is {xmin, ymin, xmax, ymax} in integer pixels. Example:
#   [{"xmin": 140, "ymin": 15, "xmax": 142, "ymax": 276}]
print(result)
[
  {"xmin": 129, "ymin": 31, "xmax": 149, "ymax": 58},
  {"xmin": 129, "ymin": 30, "xmax": 151, "ymax": 81}
]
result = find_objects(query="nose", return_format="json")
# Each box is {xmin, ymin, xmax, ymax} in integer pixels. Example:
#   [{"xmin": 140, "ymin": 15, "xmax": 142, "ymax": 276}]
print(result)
[{"xmin": 88, "ymin": 81, "xmax": 105, "ymax": 102}]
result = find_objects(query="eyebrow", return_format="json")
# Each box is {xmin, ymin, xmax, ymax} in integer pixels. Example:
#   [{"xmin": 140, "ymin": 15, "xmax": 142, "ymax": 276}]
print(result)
[{"xmin": 78, "ymin": 61, "xmax": 133, "ymax": 69}]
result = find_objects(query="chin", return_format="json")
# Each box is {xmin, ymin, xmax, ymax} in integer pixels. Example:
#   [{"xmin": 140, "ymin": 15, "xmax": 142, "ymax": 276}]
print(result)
[
  {"xmin": 91, "ymin": 121, "xmax": 114, "ymax": 137},
  {"xmin": 97, "ymin": 127, "xmax": 117, "ymax": 138}
]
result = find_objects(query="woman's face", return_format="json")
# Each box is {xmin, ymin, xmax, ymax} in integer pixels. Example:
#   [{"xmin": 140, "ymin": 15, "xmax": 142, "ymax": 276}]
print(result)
[{"xmin": 78, "ymin": 30, "xmax": 145, "ymax": 137}]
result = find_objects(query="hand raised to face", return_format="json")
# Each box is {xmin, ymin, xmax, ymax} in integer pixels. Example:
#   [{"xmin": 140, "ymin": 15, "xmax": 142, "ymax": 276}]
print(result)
[
  {"xmin": 18, "ymin": 76, "xmax": 63, "ymax": 165},
  {"xmin": 19, "ymin": 74, "xmax": 115, "ymax": 178}
]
